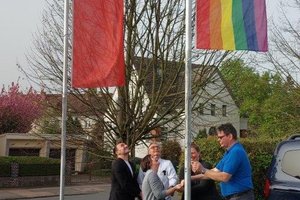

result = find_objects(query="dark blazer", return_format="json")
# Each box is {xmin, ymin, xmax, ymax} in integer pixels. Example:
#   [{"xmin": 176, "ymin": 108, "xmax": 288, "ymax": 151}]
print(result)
[
  {"xmin": 179, "ymin": 160, "xmax": 221, "ymax": 200},
  {"xmin": 109, "ymin": 158, "xmax": 141, "ymax": 200}
]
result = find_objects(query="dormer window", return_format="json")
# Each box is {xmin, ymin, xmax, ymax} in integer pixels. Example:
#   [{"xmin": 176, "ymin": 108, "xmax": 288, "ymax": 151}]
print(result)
[{"xmin": 198, "ymin": 103, "xmax": 204, "ymax": 115}]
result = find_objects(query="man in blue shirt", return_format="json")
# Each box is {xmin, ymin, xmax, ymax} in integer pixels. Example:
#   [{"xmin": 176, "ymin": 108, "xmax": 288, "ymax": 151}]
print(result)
[{"xmin": 191, "ymin": 123, "xmax": 254, "ymax": 200}]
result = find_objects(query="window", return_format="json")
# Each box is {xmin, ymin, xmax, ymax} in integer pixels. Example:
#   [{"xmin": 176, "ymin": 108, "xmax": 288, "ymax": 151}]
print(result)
[
  {"xmin": 282, "ymin": 150, "xmax": 300, "ymax": 178},
  {"xmin": 222, "ymin": 105, "xmax": 227, "ymax": 116},
  {"xmin": 208, "ymin": 127, "xmax": 217, "ymax": 136},
  {"xmin": 85, "ymin": 120, "xmax": 91, "ymax": 128},
  {"xmin": 211, "ymin": 104, "xmax": 216, "ymax": 116},
  {"xmin": 9, "ymin": 148, "xmax": 40, "ymax": 156},
  {"xmin": 198, "ymin": 103, "xmax": 204, "ymax": 115}
]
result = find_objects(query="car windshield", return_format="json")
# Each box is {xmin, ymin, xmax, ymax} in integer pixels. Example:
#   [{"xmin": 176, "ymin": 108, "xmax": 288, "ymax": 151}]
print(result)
[{"xmin": 281, "ymin": 150, "xmax": 300, "ymax": 178}]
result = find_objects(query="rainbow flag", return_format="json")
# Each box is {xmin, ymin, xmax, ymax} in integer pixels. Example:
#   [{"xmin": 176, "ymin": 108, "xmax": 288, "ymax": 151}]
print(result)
[{"xmin": 196, "ymin": 0, "xmax": 268, "ymax": 52}]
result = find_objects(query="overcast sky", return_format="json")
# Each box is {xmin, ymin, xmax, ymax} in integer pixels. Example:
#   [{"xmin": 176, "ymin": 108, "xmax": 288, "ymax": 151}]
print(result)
[
  {"xmin": 0, "ymin": 0, "xmax": 297, "ymax": 91},
  {"xmin": 0, "ymin": 0, "xmax": 46, "ymax": 90}
]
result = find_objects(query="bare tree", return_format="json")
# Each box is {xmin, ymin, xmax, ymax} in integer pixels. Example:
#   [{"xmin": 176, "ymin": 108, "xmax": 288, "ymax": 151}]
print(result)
[
  {"xmin": 265, "ymin": 0, "xmax": 300, "ymax": 85},
  {"xmin": 22, "ymin": 0, "xmax": 238, "ymax": 154}
]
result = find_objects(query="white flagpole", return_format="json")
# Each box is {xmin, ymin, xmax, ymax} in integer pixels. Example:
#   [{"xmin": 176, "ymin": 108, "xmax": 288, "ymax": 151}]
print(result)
[
  {"xmin": 184, "ymin": 0, "xmax": 192, "ymax": 199},
  {"xmin": 60, "ymin": 0, "xmax": 70, "ymax": 199}
]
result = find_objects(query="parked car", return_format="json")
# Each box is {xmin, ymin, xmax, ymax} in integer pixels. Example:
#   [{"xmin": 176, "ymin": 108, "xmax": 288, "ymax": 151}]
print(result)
[{"xmin": 264, "ymin": 134, "xmax": 300, "ymax": 200}]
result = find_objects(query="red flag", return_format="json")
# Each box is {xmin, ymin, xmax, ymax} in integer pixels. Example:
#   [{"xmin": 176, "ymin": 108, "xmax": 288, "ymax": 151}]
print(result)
[{"xmin": 72, "ymin": 0, "xmax": 125, "ymax": 88}]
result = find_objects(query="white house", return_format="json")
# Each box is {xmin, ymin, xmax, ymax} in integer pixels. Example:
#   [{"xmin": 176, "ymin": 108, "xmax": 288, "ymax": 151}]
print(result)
[
  {"xmin": 0, "ymin": 59, "xmax": 241, "ymax": 165},
  {"xmin": 109, "ymin": 57, "xmax": 241, "ymax": 158}
]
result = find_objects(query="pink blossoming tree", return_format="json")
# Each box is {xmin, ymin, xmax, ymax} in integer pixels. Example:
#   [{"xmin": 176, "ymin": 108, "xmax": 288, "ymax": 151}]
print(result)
[{"xmin": 0, "ymin": 83, "xmax": 45, "ymax": 134}]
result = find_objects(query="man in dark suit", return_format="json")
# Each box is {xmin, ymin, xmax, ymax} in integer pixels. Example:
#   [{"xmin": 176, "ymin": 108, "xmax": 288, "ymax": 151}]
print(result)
[{"xmin": 109, "ymin": 142, "xmax": 141, "ymax": 200}]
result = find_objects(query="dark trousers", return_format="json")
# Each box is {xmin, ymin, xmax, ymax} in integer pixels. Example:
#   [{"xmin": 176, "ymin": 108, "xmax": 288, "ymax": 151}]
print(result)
[{"xmin": 224, "ymin": 190, "xmax": 254, "ymax": 200}]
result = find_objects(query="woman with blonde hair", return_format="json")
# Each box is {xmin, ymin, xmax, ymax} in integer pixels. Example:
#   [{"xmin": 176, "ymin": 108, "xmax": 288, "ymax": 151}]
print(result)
[{"xmin": 141, "ymin": 154, "xmax": 182, "ymax": 200}]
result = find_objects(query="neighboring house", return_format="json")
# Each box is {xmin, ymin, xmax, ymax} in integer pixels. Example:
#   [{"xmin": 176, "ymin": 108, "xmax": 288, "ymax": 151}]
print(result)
[
  {"xmin": 188, "ymin": 67, "xmax": 241, "ymax": 138},
  {"xmin": 38, "ymin": 93, "xmax": 108, "ymax": 134},
  {"xmin": 0, "ymin": 94, "xmax": 108, "ymax": 172},
  {"xmin": 126, "ymin": 58, "xmax": 241, "ymax": 158},
  {"xmin": 1, "ymin": 58, "xmax": 242, "ymax": 164},
  {"xmin": 0, "ymin": 133, "xmax": 87, "ymax": 172}
]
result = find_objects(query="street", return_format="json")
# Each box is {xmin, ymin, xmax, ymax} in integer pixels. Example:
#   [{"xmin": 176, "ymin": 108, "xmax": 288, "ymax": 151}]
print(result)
[
  {"xmin": 19, "ymin": 193, "xmax": 108, "ymax": 200},
  {"xmin": 19, "ymin": 191, "xmax": 181, "ymax": 200}
]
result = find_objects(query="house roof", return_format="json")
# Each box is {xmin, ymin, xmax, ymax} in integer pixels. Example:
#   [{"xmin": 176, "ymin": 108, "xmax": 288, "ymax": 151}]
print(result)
[
  {"xmin": 131, "ymin": 57, "xmax": 238, "ymax": 109},
  {"xmin": 133, "ymin": 57, "xmax": 184, "ymax": 104},
  {"xmin": 42, "ymin": 57, "xmax": 238, "ymax": 118},
  {"xmin": 43, "ymin": 93, "xmax": 111, "ymax": 117}
]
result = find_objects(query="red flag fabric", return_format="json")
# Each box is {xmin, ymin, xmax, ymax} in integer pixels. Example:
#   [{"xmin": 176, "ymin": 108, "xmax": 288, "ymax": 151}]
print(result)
[{"xmin": 72, "ymin": 0, "xmax": 125, "ymax": 88}]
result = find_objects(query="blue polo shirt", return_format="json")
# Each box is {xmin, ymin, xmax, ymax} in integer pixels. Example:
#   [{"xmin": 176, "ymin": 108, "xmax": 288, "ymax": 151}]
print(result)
[{"xmin": 216, "ymin": 142, "xmax": 253, "ymax": 197}]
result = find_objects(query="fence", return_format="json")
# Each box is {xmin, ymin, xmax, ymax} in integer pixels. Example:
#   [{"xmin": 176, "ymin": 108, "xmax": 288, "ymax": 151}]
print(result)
[
  {"xmin": 0, "ymin": 161, "xmax": 112, "ymax": 187},
  {"xmin": 70, "ymin": 161, "xmax": 111, "ymax": 185}
]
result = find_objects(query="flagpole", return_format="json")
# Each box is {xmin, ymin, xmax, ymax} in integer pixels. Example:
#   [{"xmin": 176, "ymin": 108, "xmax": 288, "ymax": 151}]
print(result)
[
  {"xmin": 60, "ymin": 0, "xmax": 70, "ymax": 199},
  {"xmin": 184, "ymin": 0, "xmax": 192, "ymax": 199}
]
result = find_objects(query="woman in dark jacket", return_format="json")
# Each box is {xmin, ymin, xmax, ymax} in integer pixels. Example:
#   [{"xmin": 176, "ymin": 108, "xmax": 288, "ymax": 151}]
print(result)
[{"xmin": 179, "ymin": 142, "xmax": 221, "ymax": 200}]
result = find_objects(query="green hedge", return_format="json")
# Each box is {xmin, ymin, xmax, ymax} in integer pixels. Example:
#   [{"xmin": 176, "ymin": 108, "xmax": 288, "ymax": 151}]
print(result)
[
  {"xmin": 0, "ymin": 156, "xmax": 60, "ymax": 177},
  {"xmin": 0, "ymin": 164, "xmax": 11, "ymax": 177},
  {"xmin": 161, "ymin": 140, "xmax": 182, "ymax": 169},
  {"xmin": 193, "ymin": 137, "xmax": 282, "ymax": 199},
  {"xmin": 19, "ymin": 163, "xmax": 61, "ymax": 176}
]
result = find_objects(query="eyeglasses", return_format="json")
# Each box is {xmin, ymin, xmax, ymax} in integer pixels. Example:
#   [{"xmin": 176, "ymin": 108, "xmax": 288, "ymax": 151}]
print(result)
[{"xmin": 217, "ymin": 135, "xmax": 227, "ymax": 140}]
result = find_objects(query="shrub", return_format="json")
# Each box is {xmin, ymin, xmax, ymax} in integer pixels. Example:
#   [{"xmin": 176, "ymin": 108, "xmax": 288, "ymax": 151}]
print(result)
[
  {"xmin": 0, "ymin": 164, "xmax": 10, "ymax": 177},
  {"xmin": 18, "ymin": 163, "xmax": 60, "ymax": 176},
  {"xmin": 161, "ymin": 140, "xmax": 182, "ymax": 169},
  {"xmin": 0, "ymin": 156, "xmax": 60, "ymax": 177},
  {"xmin": 178, "ymin": 137, "xmax": 223, "ymax": 174},
  {"xmin": 195, "ymin": 128, "xmax": 207, "ymax": 140}
]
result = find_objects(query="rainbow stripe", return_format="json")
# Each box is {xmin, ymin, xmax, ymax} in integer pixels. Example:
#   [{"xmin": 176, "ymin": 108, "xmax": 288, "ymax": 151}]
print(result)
[{"xmin": 196, "ymin": 0, "xmax": 268, "ymax": 52}]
